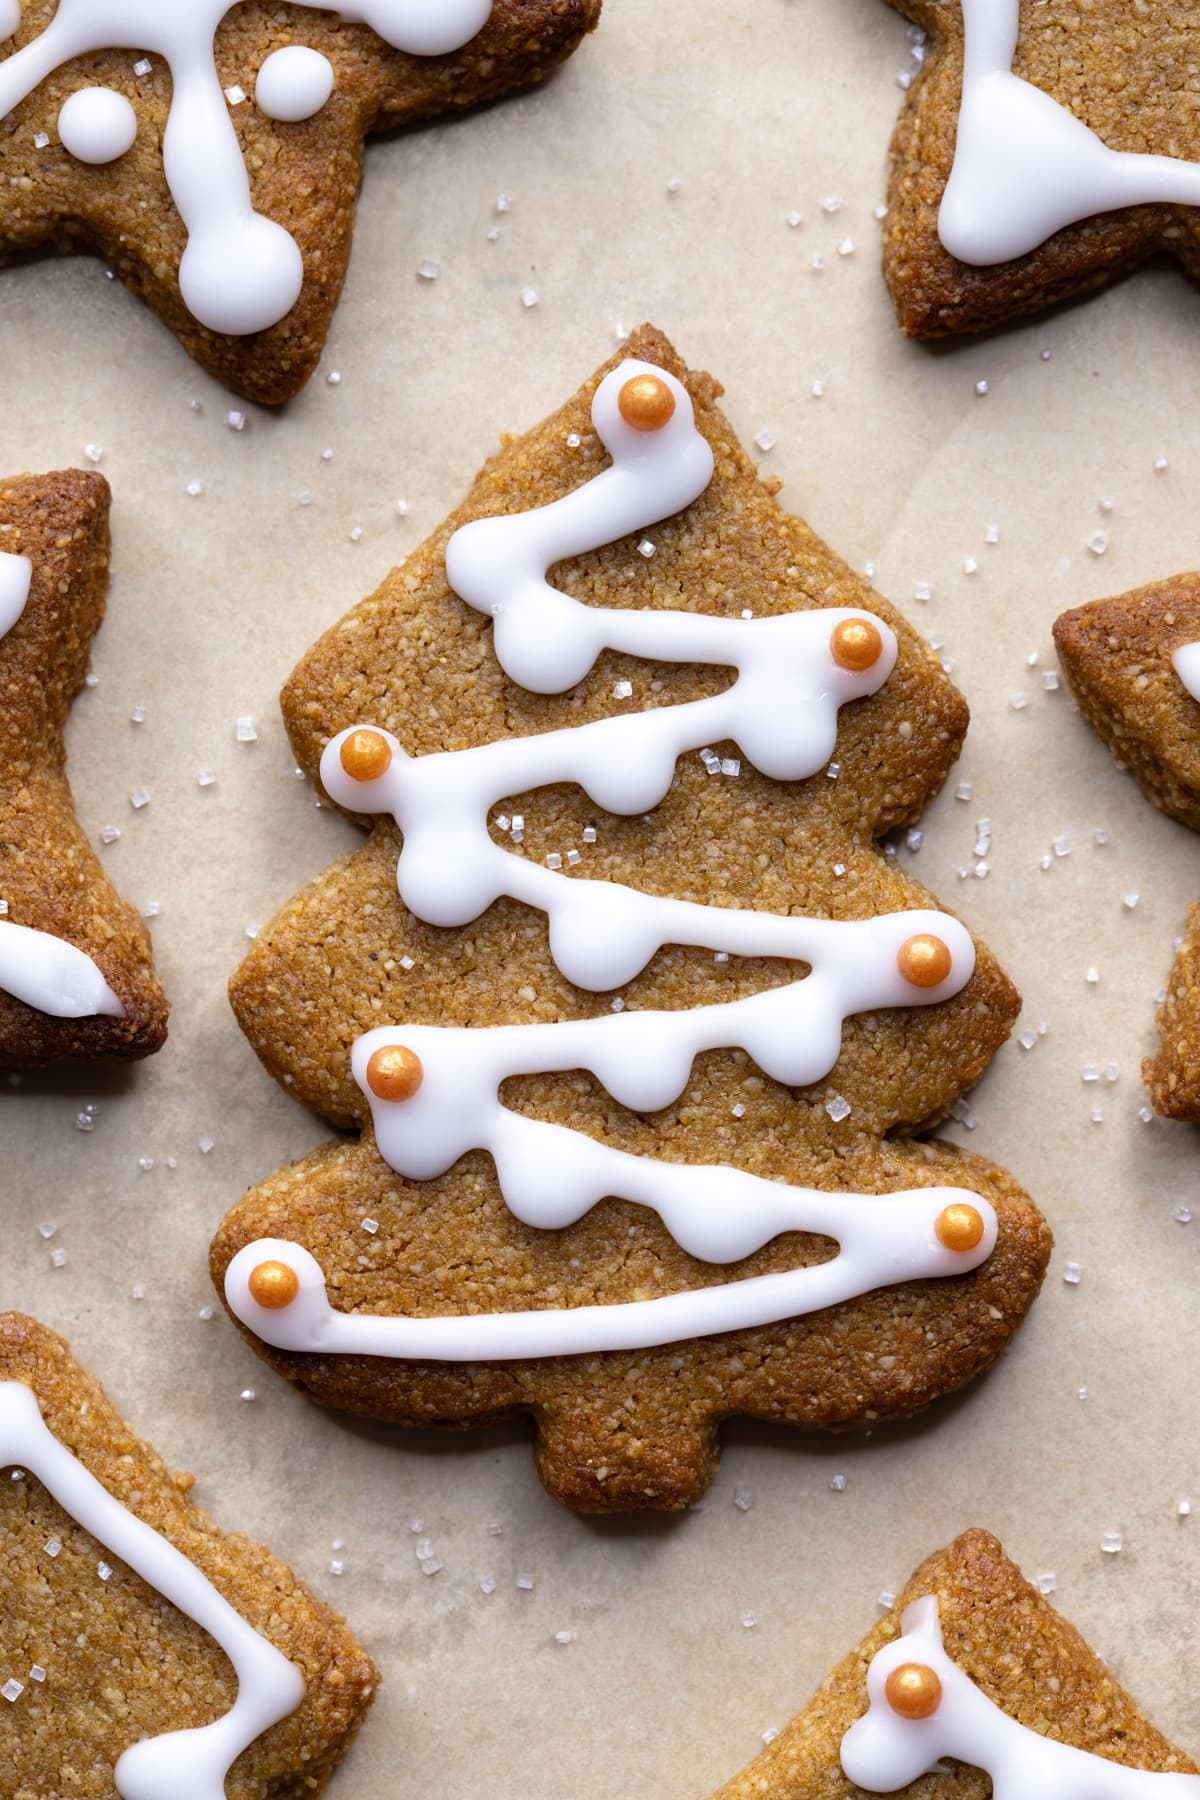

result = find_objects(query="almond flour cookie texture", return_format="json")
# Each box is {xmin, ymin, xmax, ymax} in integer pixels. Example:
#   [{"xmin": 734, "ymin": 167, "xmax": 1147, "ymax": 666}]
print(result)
[
  {"xmin": 0, "ymin": 1312, "xmax": 377, "ymax": 1799},
  {"xmin": 1054, "ymin": 581, "xmax": 1200, "ymax": 1121},
  {"xmin": 881, "ymin": 0, "xmax": 1200, "ymax": 337},
  {"xmin": 708, "ymin": 1529, "xmax": 1200, "ymax": 1798},
  {"xmin": 0, "ymin": 467, "xmax": 168, "ymax": 1069},
  {"xmin": 211, "ymin": 325, "xmax": 1052, "ymax": 1514},
  {"xmin": 0, "ymin": 0, "xmax": 601, "ymax": 403}
]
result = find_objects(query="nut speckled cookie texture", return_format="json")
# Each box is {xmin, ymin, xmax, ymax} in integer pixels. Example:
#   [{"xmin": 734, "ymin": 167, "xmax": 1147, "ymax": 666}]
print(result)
[
  {"xmin": 212, "ymin": 325, "xmax": 1050, "ymax": 1514},
  {"xmin": 0, "ymin": 1312, "xmax": 377, "ymax": 1800},
  {"xmin": 0, "ymin": 1, "xmax": 601, "ymax": 404},
  {"xmin": 707, "ymin": 1529, "xmax": 1200, "ymax": 1798},
  {"xmin": 1054, "ymin": 579, "xmax": 1200, "ymax": 1121},
  {"xmin": 0, "ymin": 468, "xmax": 168, "ymax": 1069},
  {"xmin": 882, "ymin": 1, "xmax": 1200, "ymax": 338}
]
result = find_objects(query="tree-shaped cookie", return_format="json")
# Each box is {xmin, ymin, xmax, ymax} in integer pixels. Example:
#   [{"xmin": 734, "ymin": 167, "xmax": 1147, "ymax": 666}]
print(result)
[
  {"xmin": 709, "ymin": 1528, "xmax": 1200, "ymax": 1797},
  {"xmin": 1054, "ymin": 582, "xmax": 1200, "ymax": 1121},
  {"xmin": 0, "ymin": 1311, "xmax": 377, "ymax": 1797},
  {"xmin": 212, "ymin": 325, "xmax": 1051, "ymax": 1513},
  {"xmin": 0, "ymin": 1, "xmax": 600, "ymax": 403},
  {"xmin": 0, "ymin": 468, "xmax": 168, "ymax": 1068},
  {"xmin": 881, "ymin": 0, "xmax": 1200, "ymax": 337}
]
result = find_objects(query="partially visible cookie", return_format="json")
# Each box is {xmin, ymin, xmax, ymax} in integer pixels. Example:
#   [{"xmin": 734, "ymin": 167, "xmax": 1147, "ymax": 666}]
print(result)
[
  {"xmin": 882, "ymin": 1, "xmax": 1200, "ymax": 338},
  {"xmin": 0, "ymin": 1311, "xmax": 377, "ymax": 1799},
  {"xmin": 213, "ymin": 325, "xmax": 1050, "ymax": 1514},
  {"xmin": 0, "ymin": 1, "xmax": 601, "ymax": 403},
  {"xmin": 1054, "ymin": 578, "xmax": 1200, "ymax": 1121},
  {"xmin": 0, "ymin": 468, "xmax": 168, "ymax": 1068},
  {"xmin": 708, "ymin": 1527, "xmax": 1200, "ymax": 1797}
]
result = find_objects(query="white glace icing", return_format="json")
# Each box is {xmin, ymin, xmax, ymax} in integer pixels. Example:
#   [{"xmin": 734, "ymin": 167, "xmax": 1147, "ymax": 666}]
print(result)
[
  {"xmin": 940, "ymin": 0, "xmax": 1200, "ymax": 266},
  {"xmin": 1173, "ymin": 642, "xmax": 1200, "ymax": 704},
  {"xmin": 841, "ymin": 1593, "xmax": 1200, "ymax": 1798},
  {"xmin": 323, "ymin": 363, "xmax": 901, "ymax": 991},
  {"xmin": 255, "ymin": 46, "xmax": 335, "ymax": 124},
  {"xmin": 0, "ymin": 920, "xmax": 123, "ymax": 1018},
  {"xmin": 0, "ymin": 0, "xmax": 493, "ymax": 334},
  {"xmin": 57, "ymin": 86, "xmax": 138, "ymax": 163},
  {"xmin": 0, "ymin": 1, "xmax": 18, "ymax": 49},
  {"xmin": 0, "ymin": 1380, "xmax": 305, "ymax": 1800},
  {"xmin": 0, "ymin": 547, "xmax": 31, "ymax": 638}
]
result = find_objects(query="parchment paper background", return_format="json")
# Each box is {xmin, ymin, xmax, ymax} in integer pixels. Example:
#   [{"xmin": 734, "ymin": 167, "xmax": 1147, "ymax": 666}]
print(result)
[{"xmin": 3, "ymin": 2, "xmax": 1199, "ymax": 1794}]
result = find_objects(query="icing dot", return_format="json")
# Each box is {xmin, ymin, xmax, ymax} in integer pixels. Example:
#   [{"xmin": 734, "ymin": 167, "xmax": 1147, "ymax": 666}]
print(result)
[
  {"xmin": 935, "ymin": 1202, "xmax": 985, "ymax": 1253},
  {"xmin": 0, "ymin": 0, "xmax": 18, "ymax": 44},
  {"xmin": 884, "ymin": 1663, "xmax": 943, "ymax": 1721},
  {"xmin": 247, "ymin": 1260, "xmax": 300, "ymax": 1310},
  {"xmin": 340, "ymin": 728, "xmax": 393, "ymax": 784},
  {"xmin": 57, "ymin": 87, "xmax": 138, "ymax": 165},
  {"xmin": 178, "ymin": 212, "xmax": 304, "ymax": 337},
  {"xmin": 366, "ymin": 1044, "xmax": 424, "ymax": 1103},
  {"xmin": 896, "ymin": 933, "xmax": 953, "ymax": 990},
  {"xmin": 830, "ymin": 616, "xmax": 883, "ymax": 673},
  {"xmin": 255, "ymin": 46, "xmax": 335, "ymax": 124},
  {"xmin": 617, "ymin": 374, "xmax": 676, "ymax": 433}
]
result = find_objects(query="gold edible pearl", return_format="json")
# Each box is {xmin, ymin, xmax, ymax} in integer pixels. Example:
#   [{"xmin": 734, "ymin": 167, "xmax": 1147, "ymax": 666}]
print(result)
[
  {"xmin": 339, "ymin": 728, "xmax": 392, "ymax": 784},
  {"xmin": 247, "ymin": 1260, "xmax": 300, "ymax": 1311},
  {"xmin": 617, "ymin": 373, "xmax": 676, "ymax": 433},
  {"xmin": 936, "ymin": 1202, "xmax": 986, "ymax": 1253},
  {"xmin": 896, "ymin": 933, "xmax": 953, "ymax": 990},
  {"xmin": 830, "ymin": 616, "xmax": 884, "ymax": 673},
  {"xmin": 884, "ymin": 1662, "xmax": 943, "ymax": 1721},
  {"xmin": 366, "ymin": 1043, "xmax": 424, "ymax": 1103}
]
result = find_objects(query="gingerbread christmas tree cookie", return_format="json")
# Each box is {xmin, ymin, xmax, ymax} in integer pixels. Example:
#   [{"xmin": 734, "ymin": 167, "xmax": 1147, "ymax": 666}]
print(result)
[
  {"xmin": 881, "ymin": 0, "xmax": 1200, "ymax": 337},
  {"xmin": 0, "ymin": 468, "xmax": 168, "ymax": 1069},
  {"xmin": 0, "ymin": 1, "xmax": 600, "ymax": 403},
  {"xmin": 212, "ymin": 324, "xmax": 1051, "ymax": 1514},
  {"xmin": 1054, "ymin": 579, "xmax": 1200, "ymax": 1121},
  {"xmin": 709, "ymin": 1529, "xmax": 1200, "ymax": 1798},
  {"xmin": 0, "ymin": 1312, "xmax": 377, "ymax": 1798}
]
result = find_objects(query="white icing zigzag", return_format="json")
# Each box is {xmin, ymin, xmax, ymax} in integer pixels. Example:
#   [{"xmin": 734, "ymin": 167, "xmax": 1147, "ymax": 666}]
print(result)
[
  {"xmin": 321, "ymin": 362, "xmax": 902, "ymax": 992},
  {"xmin": 0, "ymin": 1381, "xmax": 305, "ymax": 1800},
  {"xmin": 841, "ymin": 1593, "xmax": 1200, "ymax": 1797},
  {"xmin": 1174, "ymin": 642, "xmax": 1200, "ymax": 704},
  {"xmin": 942, "ymin": 0, "xmax": 1200, "ymax": 266},
  {"xmin": 0, "ymin": 1, "xmax": 493, "ymax": 335}
]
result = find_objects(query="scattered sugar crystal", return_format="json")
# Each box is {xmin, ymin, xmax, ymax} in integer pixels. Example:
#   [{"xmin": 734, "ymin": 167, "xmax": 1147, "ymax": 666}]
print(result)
[
  {"xmin": 1081, "ymin": 1062, "xmax": 1100, "ymax": 1083},
  {"xmin": 83, "ymin": 444, "xmax": 103, "ymax": 465},
  {"xmin": 546, "ymin": 853, "xmax": 563, "ymax": 871},
  {"xmin": 130, "ymin": 707, "xmax": 147, "ymax": 724},
  {"xmin": 733, "ymin": 1482, "xmax": 754, "ymax": 1512},
  {"xmin": 415, "ymin": 1538, "xmax": 433, "ymax": 1561},
  {"xmin": 1100, "ymin": 1531, "xmax": 1122, "ymax": 1554},
  {"xmin": 1009, "ymin": 692, "xmax": 1028, "ymax": 712},
  {"xmin": 1179, "ymin": 1501, "xmax": 1192, "ymax": 1517},
  {"xmin": 955, "ymin": 782, "xmax": 973, "ymax": 801},
  {"xmin": 329, "ymin": 1560, "xmax": 345, "ymax": 1576},
  {"xmin": 1063, "ymin": 1261, "xmax": 1083, "ymax": 1284},
  {"xmin": 37, "ymin": 1221, "xmax": 57, "ymax": 1239},
  {"xmin": 786, "ymin": 210, "xmax": 804, "ymax": 228},
  {"xmin": 515, "ymin": 1573, "xmax": 534, "ymax": 1591},
  {"xmin": 100, "ymin": 824, "xmax": 121, "ymax": 846},
  {"xmin": 198, "ymin": 1135, "xmax": 215, "ymax": 1154},
  {"xmin": 906, "ymin": 828, "xmax": 924, "ymax": 852},
  {"xmin": 74, "ymin": 1109, "xmax": 95, "ymax": 1132},
  {"xmin": 235, "ymin": 715, "xmax": 257, "ymax": 742},
  {"xmin": 197, "ymin": 770, "xmax": 216, "ymax": 788},
  {"xmin": 554, "ymin": 1629, "xmax": 576, "ymax": 1645},
  {"xmin": 566, "ymin": 849, "xmax": 581, "ymax": 867},
  {"xmin": 1053, "ymin": 835, "xmax": 1070, "ymax": 858},
  {"xmin": 825, "ymin": 1094, "xmax": 851, "ymax": 1123},
  {"xmin": 519, "ymin": 288, "xmax": 539, "ymax": 309},
  {"xmin": 486, "ymin": 1521, "xmax": 504, "ymax": 1537},
  {"xmin": 1087, "ymin": 531, "xmax": 1109, "ymax": 556},
  {"xmin": 1091, "ymin": 1107, "xmax": 1104, "ymax": 1124},
  {"xmin": 975, "ymin": 380, "xmax": 989, "ymax": 397},
  {"xmin": 496, "ymin": 193, "xmax": 512, "ymax": 214},
  {"xmin": 2, "ymin": 1680, "xmax": 23, "ymax": 1703},
  {"xmin": 637, "ymin": 539, "xmax": 655, "ymax": 558},
  {"xmin": 399, "ymin": 955, "xmax": 415, "ymax": 972},
  {"xmin": 1138, "ymin": 1105, "xmax": 1155, "ymax": 1124},
  {"xmin": 480, "ymin": 1576, "xmax": 496, "ymax": 1595},
  {"xmin": 224, "ymin": 84, "xmax": 245, "ymax": 104},
  {"xmin": 833, "ymin": 862, "xmax": 846, "ymax": 876},
  {"xmin": 131, "ymin": 1284, "xmax": 144, "ymax": 1300},
  {"xmin": 963, "ymin": 556, "xmax": 978, "ymax": 576},
  {"xmin": 1017, "ymin": 1029, "xmax": 1037, "ymax": 1051},
  {"xmin": 362, "ymin": 1218, "xmax": 379, "ymax": 1235},
  {"xmin": 1036, "ymin": 1572, "xmax": 1056, "ymax": 1595},
  {"xmin": 837, "ymin": 238, "xmax": 855, "ymax": 256},
  {"xmin": 49, "ymin": 1248, "xmax": 66, "ymax": 1269},
  {"xmin": 985, "ymin": 525, "xmax": 999, "ymax": 544},
  {"xmin": 829, "ymin": 1474, "xmax": 846, "ymax": 1493},
  {"xmin": 240, "ymin": 1389, "xmax": 256, "ymax": 1402},
  {"xmin": 29, "ymin": 1666, "xmax": 45, "ymax": 1684},
  {"xmin": 582, "ymin": 826, "xmax": 597, "ymax": 843},
  {"xmin": 721, "ymin": 758, "xmax": 741, "ymax": 777},
  {"xmin": 44, "ymin": 1539, "xmax": 61, "ymax": 1558},
  {"xmin": 822, "ymin": 195, "xmax": 843, "ymax": 214},
  {"xmin": 33, "ymin": 130, "xmax": 49, "ymax": 148},
  {"xmin": 129, "ymin": 787, "xmax": 150, "ymax": 810},
  {"xmin": 1105, "ymin": 1063, "xmax": 1119, "ymax": 1083},
  {"xmin": 348, "ymin": 526, "xmax": 364, "ymax": 543},
  {"xmin": 810, "ymin": 254, "xmax": 825, "ymax": 271},
  {"xmin": 420, "ymin": 1556, "xmax": 444, "ymax": 1577},
  {"xmin": 826, "ymin": 761, "xmax": 841, "ymax": 780},
  {"xmin": 97, "ymin": 1562, "xmax": 112, "ymax": 1581},
  {"xmin": 754, "ymin": 430, "xmax": 775, "ymax": 452},
  {"xmin": 612, "ymin": 679, "xmax": 633, "ymax": 699},
  {"xmin": 1174, "ymin": 1205, "xmax": 1192, "ymax": 1225},
  {"xmin": 225, "ymin": 411, "xmax": 246, "ymax": 432},
  {"xmin": 878, "ymin": 1592, "xmax": 896, "ymax": 1610},
  {"xmin": 740, "ymin": 1612, "xmax": 758, "ymax": 1629},
  {"xmin": 1122, "ymin": 892, "xmax": 1140, "ymax": 910},
  {"xmin": 396, "ymin": 499, "xmax": 409, "ymax": 515},
  {"xmin": 913, "ymin": 581, "xmax": 931, "ymax": 602},
  {"xmin": 1086, "ymin": 967, "xmax": 1099, "ymax": 984},
  {"xmin": 198, "ymin": 1305, "xmax": 214, "ymax": 1321},
  {"xmin": 417, "ymin": 258, "xmax": 439, "ymax": 280},
  {"xmin": 327, "ymin": 371, "xmax": 341, "ymax": 387},
  {"xmin": 1154, "ymin": 456, "xmax": 1169, "ymax": 473},
  {"xmin": 1094, "ymin": 827, "xmax": 1109, "ymax": 846},
  {"xmin": 762, "ymin": 1728, "xmax": 780, "ymax": 1746},
  {"xmin": 874, "ymin": 203, "xmax": 889, "ymax": 220},
  {"xmin": 811, "ymin": 379, "xmax": 825, "ymax": 399}
]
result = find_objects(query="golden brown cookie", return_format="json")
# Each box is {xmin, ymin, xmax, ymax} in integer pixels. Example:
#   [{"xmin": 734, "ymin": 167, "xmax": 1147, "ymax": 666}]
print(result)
[
  {"xmin": 882, "ymin": 2, "xmax": 1200, "ymax": 338},
  {"xmin": 0, "ymin": 1312, "xmax": 377, "ymax": 1799},
  {"xmin": 1054, "ymin": 578, "xmax": 1200, "ymax": 1122},
  {"xmin": 212, "ymin": 324, "xmax": 1050, "ymax": 1514},
  {"xmin": 0, "ymin": 1, "xmax": 601, "ymax": 404},
  {"xmin": 708, "ymin": 1528, "xmax": 1200, "ymax": 1797},
  {"xmin": 0, "ymin": 468, "xmax": 168, "ymax": 1069}
]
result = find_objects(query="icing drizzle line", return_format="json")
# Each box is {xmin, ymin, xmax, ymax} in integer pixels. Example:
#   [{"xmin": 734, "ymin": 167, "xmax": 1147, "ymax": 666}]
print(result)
[
  {"xmin": 0, "ymin": 1380, "xmax": 305, "ymax": 1800},
  {"xmin": 841, "ymin": 1593, "xmax": 1200, "ymax": 1797},
  {"xmin": 1173, "ymin": 642, "xmax": 1200, "ymax": 704},
  {"xmin": 0, "ymin": 1, "xmax": 493, "ymax": 335},
  {"xmin": 322, "ymin": 362, "xmax": 902, "ymax": 993},
  {"xmin": 941, "ymin": 0, "xmax": 1200, "ymax": 266}
]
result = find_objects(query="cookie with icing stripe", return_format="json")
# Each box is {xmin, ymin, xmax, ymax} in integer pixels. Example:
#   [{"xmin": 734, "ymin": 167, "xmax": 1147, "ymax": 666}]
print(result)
[
  {"xmin": 709, "ymin": 1528, "xmax": 1200, "ymax": 1798},
  {"xmin": 1054, "ymin": 580, "xmax": 1200, "ymax": 1120},
  {"xmin": 881, "ymin": 0, "xmax": 1200, "ymax": 337},
  {"xmin": 0, "ymin": 0, "xmax": 600, "ymax": 404},
  {"xmin": 0, "ymin": 468, "xmax": 168, "ymax": 1068},
  {"xmin": 212, "ymin": 323, "xmax": 1051, "ymax": 1513},
  {"xmin": 0, "ymin": 1311, "xmax": 377, "ymax": 1799}
]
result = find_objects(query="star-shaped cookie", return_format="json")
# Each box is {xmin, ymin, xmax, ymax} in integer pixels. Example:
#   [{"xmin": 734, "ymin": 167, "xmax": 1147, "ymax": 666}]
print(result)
[
  {"xmin": 708, "ymin": 1529, "xmax": 1200, "ymax": 1797},
  {"xmin": 882, "ymin": 1, "xmax": 1200, "ymax": 337},
  {"xmin": 0, "ymin": 1, "xmax": 600, "ymax": 404},
  {"xmin": 0, "ymin": 467, "xmax": 168, "ymax": 1068},
  {"xmin": 212, "ymin": 324, "xmax": 1050, "ymax": 1514},
  {"xmin": 1055, "ymin": 579, "xmax": 1200, "ymax": 1122}
]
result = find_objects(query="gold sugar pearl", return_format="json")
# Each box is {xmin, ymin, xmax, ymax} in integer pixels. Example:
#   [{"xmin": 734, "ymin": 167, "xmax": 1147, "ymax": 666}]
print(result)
[
  {"xmin": 936, "ymin": 1202, "xmax": 986, "ymax": 1253},
  {"xmin": 830, "ymin": 616, "xmax": 884, "ymax": 673},
  {"xmin": 339, "ymin": 728, "xmax": 392, "ymax": 784},
  {"xmin": 247, "ymin": 1260, "xmax": 300, "ymax": 1311},
  {"xmin": 617, "ymin": 373, "xmax": 676, "ymax": 433},
  {"xmin": 366, "ymin": 1043, "xmax": 424, "ymax": 1103},
  {"xmin": 884, "ymin": 1663, "xmax": 943, "ymax": 1721},
  {"xmin": 896, "ymin": 933, "xmax": 953, "ymax": 990}
]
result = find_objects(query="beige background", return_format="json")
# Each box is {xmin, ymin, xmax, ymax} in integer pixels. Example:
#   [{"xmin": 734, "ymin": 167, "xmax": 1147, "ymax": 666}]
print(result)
[{"xmin": 3, "ymin": 1, "xmax": 1200, "ymax": 1793}]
